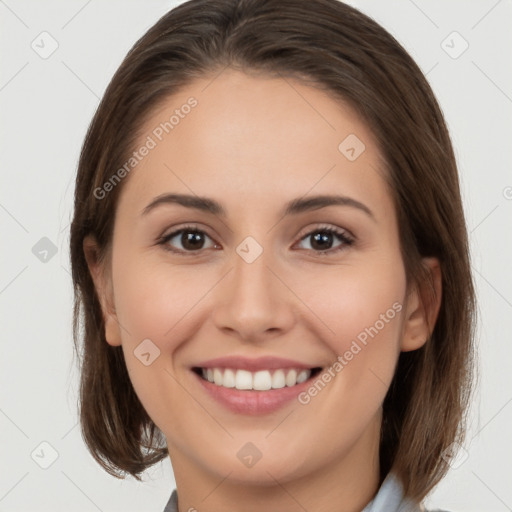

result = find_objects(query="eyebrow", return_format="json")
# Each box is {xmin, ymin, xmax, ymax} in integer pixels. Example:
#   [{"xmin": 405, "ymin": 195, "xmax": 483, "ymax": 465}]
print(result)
[{"xmin": 141, "ymin": 193, "xmax": 375, "ymax": 221}]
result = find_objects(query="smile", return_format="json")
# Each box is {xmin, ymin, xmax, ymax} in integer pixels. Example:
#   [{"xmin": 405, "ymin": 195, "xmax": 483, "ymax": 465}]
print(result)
[{"xmin": 195, "ymin": 367, "xmax": 323, "ymax": 390}]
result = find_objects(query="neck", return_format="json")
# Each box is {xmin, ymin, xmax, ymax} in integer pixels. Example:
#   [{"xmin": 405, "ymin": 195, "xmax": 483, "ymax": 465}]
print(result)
[{"xmin": 168, "ymin": 411, "xmax": 382, "ymax": 512}]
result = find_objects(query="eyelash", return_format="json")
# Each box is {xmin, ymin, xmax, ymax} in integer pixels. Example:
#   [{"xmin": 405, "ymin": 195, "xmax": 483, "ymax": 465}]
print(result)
[{"xmin": 157, "ymin": 223, "xmax": 355, "ymax": 257}]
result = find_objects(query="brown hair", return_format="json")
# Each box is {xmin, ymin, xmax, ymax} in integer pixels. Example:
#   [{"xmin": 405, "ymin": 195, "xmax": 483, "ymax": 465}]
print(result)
[{"xmin": 69, "ymin": 0, "xmax": 476, "ymax": 502}]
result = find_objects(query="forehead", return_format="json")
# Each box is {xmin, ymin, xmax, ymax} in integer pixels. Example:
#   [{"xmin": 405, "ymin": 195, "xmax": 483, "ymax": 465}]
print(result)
[{"xmin": 118, "ymin": 69, "xmax": 390, "ymax": 217}]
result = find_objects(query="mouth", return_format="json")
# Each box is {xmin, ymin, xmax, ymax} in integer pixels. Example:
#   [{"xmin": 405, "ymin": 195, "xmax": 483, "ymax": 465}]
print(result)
[{"xmin": 192, "ymin": 366, "xmax": 323, "ymax": 391}]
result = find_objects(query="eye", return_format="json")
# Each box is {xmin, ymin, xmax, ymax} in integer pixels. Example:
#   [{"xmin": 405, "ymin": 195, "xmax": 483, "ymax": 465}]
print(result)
[
  {"xmin": 158, "ymin": 224, "xmax": 219, "ymax": 254},
  {"xmin": 294, "ymin": 224, "xmax": 354, "ymax": 254},
  {"xmin": 158, "ymin": 223, "xmax": 354, "ymax": 256}
]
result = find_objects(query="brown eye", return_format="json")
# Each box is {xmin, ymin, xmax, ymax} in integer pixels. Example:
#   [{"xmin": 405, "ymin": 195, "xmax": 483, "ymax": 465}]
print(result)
[
  {"xmin": 296, "ymin": 226, "xmax": 354, "ymax": 254},
  {"xmin": 159, "ymin": 226, "xmax": 217, "ymax": 254}
]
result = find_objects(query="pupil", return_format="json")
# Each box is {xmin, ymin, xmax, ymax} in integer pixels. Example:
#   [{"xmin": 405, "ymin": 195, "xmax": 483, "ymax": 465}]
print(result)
[
  {"xmin": 183, "ymin": 231, "xmax": 204, "ymax": 250},
  {"xmin": 311, "ymin": 232, "xmax": 333, "ymax": 250}
]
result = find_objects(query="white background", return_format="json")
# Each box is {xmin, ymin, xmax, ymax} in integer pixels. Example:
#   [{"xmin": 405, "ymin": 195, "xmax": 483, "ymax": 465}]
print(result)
[{"xmin": 0, "ymin": 1, "xmax": 511, "ymax": 511}]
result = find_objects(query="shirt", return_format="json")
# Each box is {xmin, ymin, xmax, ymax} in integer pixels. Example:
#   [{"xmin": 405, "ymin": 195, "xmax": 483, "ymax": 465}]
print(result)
[{"xmin": 161, "ymin": 472, "xmax": 450, "ymax": 512}]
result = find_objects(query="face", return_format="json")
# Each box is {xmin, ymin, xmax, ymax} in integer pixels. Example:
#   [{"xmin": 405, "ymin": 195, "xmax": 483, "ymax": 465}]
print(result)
[{"xmin": 86, "ymin": 69, "xmax": 436, "ymax": 491}]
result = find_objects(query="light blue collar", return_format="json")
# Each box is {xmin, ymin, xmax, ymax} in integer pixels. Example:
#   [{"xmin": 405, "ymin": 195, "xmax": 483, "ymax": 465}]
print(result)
[
  {"xmin": 163, "ymin": 472, "xmax": 427, "ymax": 512},
  {"xmin": 361, "ymin": 472, "xmax": 423, "ymax": 511}
]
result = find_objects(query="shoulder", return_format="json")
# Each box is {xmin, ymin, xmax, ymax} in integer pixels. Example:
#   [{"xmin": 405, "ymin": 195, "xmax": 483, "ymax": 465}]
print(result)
[
  {"xmin": 163, "ymin": 484, "xmax": 454, "ymax": 512},
  {"xmin": 162, "ymin": 489, "xmax": 178, "ymax": 512},
  {"xmin": 363, "ymin": 472, "xmax": 453, "ymax": 512},
  {"xmin": 420, "ymin": 503, "xmax": 453, "ymax": 512}
]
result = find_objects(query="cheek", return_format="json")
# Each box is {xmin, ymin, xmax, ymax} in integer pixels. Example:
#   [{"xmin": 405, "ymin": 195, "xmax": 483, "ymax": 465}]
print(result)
[
  {"xmin": 110, "ymin": 257, "xmax": 214, "ymax": 427},
  {"xmin": 290, "ymin": 260, "xmax": 406, "ymax": 414},
  {"xmin": 112, "ymin": 256, "xmax": 214, "ymax": 345},
  {"xmin": 292, "ymin": 258, "xmax": 406, "ymax": 354}
]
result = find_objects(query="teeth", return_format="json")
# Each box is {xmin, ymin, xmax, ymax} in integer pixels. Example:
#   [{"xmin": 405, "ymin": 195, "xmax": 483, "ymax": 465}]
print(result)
[
  {"xmin": 253, "ymin": 370, "xmax": 272, "ymax": 390},
  {"xmin": 200, "ymin": 368, "xmax": 312, "ymax": 390},
  {"xmin": 213, "ymin": 368, "xmax": 223, "ymax": 386},
  {"xmin": 223, "ymin": 368, "xmax": 236, "ymax": 388},
  {"xmin": 271, "ymin": 370, "xmax": 286, "ymax": 389},
  {"xmin": 296, "ymin": 370, "xmax": 309, "ymax": 384},
  {"xmin": 235, "ymin": 369, "xmax": 253, "ymax": 390},
  {"xmin": 285, "ymin": 369, "xmax": 297, "ymax": 387}
]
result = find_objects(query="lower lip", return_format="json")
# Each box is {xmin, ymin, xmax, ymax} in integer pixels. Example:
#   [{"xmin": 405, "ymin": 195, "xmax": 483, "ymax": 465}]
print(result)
[{"xmin": 193, "ymin": 370, "xmax": 317, "ymax": 415}]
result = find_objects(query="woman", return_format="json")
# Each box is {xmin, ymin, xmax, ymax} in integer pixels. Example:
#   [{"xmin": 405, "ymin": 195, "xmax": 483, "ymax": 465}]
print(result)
[{"xmin": 69, "ymin": 1, "xmax": 476, "ymax": 510}]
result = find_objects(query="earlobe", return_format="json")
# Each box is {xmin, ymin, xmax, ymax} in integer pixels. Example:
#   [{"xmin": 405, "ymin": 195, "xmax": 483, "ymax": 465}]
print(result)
[
  {"xmin": 401, "ymin": 257, "xmax": 442, "ymax": 352},
  {"xmin": 103, "ymin": 316, "xmax": 123, "ymax": 347},
  {"xmin": 83, "ymin": 235, "xmax": 122, "ymax": 347}
]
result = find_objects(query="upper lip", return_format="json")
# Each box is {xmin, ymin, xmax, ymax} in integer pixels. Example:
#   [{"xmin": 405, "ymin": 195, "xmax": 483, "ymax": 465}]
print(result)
[{"xmin": 193, "ymin": 356, "xmax": 321, "ymax": 372}]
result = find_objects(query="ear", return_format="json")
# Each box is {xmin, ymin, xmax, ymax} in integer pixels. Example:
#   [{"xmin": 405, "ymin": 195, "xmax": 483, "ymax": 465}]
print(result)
[
  {"xmin": 401, "ymin": 257, "xmax": 442, "ymax": 352},
  {"xmin": 83, "ymin": 235, "xmax": 122, "ymax": 347}
]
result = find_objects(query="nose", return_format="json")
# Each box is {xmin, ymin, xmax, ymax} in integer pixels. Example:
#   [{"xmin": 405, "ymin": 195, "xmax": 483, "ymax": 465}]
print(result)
[{"xmin": 212, "ymin": 244, "xmax": 296, "ymax": 343}]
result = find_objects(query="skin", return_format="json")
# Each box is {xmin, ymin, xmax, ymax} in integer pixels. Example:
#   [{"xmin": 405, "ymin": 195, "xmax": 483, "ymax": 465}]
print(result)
[{"xmin": 85, "ymin": 69, "xmax": 441, "ymax": 512}]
